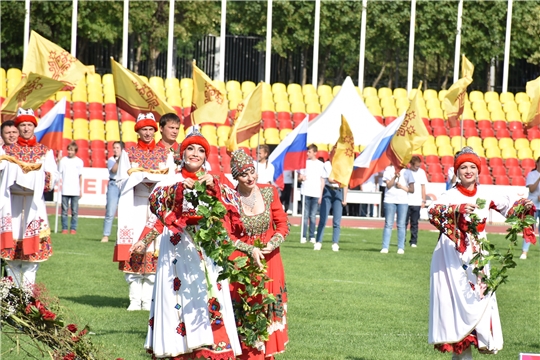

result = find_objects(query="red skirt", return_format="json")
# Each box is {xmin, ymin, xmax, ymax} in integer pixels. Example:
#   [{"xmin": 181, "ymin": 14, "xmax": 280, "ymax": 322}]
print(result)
[{"xmin": 230, "ymin": 248, "xmax": 288, "ymax": 360}]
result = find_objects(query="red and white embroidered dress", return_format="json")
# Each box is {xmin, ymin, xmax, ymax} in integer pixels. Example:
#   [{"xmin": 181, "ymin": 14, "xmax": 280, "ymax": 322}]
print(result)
[
  {"xmin": 113, "ymin": 140, "xmax": 174, "ymax": 274},
  {"xmin": 0, "ymin": 140, "xmax": 58, "ymax": 262},
  {"xmin": 428, "ymin": 184, "xmax": 533, "ymax": 355}
]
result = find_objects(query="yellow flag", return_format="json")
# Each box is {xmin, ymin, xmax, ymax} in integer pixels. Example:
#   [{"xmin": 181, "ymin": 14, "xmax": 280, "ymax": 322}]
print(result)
[
  {"xmin": 111, "ymin": 58, "xmax": 176, "ymax": 120},
  {"xmin": 443, "ymin": 55, "xmax": 474, "ymax": 128},
  {"xmin": 329, "ymin": 115, "xmax": 355, "ymax": 188},
  {"xmin": 387, "ymin": 84, "xmax": 429, "ymax": 170},
  {"xmin": 188, "ymin": 62, "xmax": 228, "ymax": 127},
  {"xmin": 525, "ymin": 76, "xmax": 540, "ymax": 128},
  {"xmin": 226, "ymin": 83, "xmax": 263, "ymax": 152},
  {"xmin": 22, "ymin": 31, "xmax": 92, "ymax": 90},
  {"xmin": 0, "ymin": 72, "xmax": 64, "ymax": 121}
]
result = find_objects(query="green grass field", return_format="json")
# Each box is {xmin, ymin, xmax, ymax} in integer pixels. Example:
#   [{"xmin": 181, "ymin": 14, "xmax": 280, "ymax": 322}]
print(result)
[{"xmin": 2, "ymin": 217, "xmax": 539, "ymax": 359}]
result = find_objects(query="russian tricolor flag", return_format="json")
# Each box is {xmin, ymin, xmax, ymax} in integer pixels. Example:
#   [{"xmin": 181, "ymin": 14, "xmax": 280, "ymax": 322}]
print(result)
[
  {"xmin": 35, "ymin": 97, "xmax": 65, "ymax": 151},
  {"xmin": 269, "ymin": 116, "xmax": 309, "ymax": 189},
  {"xmin": 349, "ymin": 114, "xmax": 405, "ymax": 188}
]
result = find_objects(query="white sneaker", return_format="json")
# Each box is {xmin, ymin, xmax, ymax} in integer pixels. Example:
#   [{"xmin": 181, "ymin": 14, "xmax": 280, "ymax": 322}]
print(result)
[
  {"xmin": 520, "ymin": 253, "xmax": 527, "ymax": 260},
  {"xmin": 380, "ymin": 248, "xmax": 388, "ymax": 254},
  {"xmin": 286, "ymin": 209, "xmax": 293, "ymax": 215},
  {"xmin": 411, "ymin": 244, "xmax": 417, "ymax": 248},
  {"xmin": 310, "ymin": 237, "xmax": 316, "ymax": 243},
  {"xmin": 300, "ymin": 237, "xmax": 307, "ymax": 244},
  {"xmin": 332, "ymin": 243, "xmax": 339, "ymax": 252},
  {"xmin": 314, "ymin": 242, "xmax": 322, "ymax": 251},
  {"xmin": 397, "ymin": 249, "xmax": 405, "ymax": 255}
]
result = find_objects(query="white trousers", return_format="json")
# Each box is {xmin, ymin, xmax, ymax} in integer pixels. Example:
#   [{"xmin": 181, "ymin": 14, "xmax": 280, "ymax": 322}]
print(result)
[{"xmin": 5, "ymin": 260, "xmax": 39, "ymax": 287}]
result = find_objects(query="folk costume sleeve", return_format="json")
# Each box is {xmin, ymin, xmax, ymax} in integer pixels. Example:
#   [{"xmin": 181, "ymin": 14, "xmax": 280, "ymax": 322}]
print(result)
[{"xmin": 428, "ymin": 198, "xmax": 470, "ymax": 254}]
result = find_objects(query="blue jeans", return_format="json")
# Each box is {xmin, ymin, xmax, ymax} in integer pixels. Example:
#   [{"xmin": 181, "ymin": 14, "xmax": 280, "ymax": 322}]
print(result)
[
  {"xmin": 316, "ymin": 187, "xmax": 343, "ymax": 244},
  {"xmin": 61, "ymin": 195, "xmax": 80, "ymax": 231},
  {"xmin": 302, "ymin": 196, "xmax": 319, "ymax": 239},
  {"xmin": 382, "ymin": 202, "xmax": 409, "ymax": 250},
  {"xmin": 103, "ymin": 181, "xmax": 121, "ymax": 236},
  {"xmin": 523, "ymin": 209, "xmax": 540, "ymax": 252}
]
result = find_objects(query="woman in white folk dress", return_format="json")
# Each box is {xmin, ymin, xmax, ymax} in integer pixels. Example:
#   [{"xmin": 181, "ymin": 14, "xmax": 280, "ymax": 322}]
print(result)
[
  {"xmin": 427, "ymin": 147, "xmax": 535, "ymax": 360},
  {"xmin": 137, "ymin": 129, "xmax": 242, "ymax": 359}
]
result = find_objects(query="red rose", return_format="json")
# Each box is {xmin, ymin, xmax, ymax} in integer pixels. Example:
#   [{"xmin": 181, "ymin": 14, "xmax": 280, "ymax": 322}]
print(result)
[
  {"xmin": 67, "ymin": 324, "xmax": 78, "ymax": 333},
  {"xmin": 78, "ymin": 328, "xmax": 88, "ymax": 337},
  {"xmin": 25, "ymin": 304, "xmax": 33, "ymax": 314},
  {"xmin": 42, "ymin": 310, "xmax": 57, "ymax": 321},
  {"xmin": 62, "ymin": 352, "xmax": 76, "ymax": 360}
]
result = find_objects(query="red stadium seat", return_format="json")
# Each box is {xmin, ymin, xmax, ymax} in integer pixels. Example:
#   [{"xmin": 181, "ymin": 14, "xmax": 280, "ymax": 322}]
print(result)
[
  {"xmin": 479, "ymin": 175, "xmax": 493, "ymax": 185},
  {"xmin": 505, "ymin": 158, "xmax": 519, "ymax": 167},
  {"xmin": 492, "ymin": 121, "xmax": 507, "ymax": 130},
  {"xmin": 277, "ymin": 112, "xmax": 291, "ymax": 121},
  {"xmin": 496, "ymin": 128, "xmax": 511, "ymax": 139},
  {"xmin": 508, "ymin": 167, "xmax": 522, "ymax": 177},
  {"xmin": 425, "ymin": 155, "xmax": 439, "ymax": 164},
  {"xmin": 481, "ymin": 128, "xmax": 495, "ymax": 138},
  {"xmin": 521, "ymin": 158, "xmax": 536, "ymax": 168},
  {"xmin": 105, "ymin": 110, "xmax": 118, "ymax": 121},
  {"xmin": 104, "ymin": 103, "xmax": 117, "ymax": 112},
  {"xmin": 316, "ymin": 150, "xmax": 329, "ymax": 162},
  {"xmin": 511, "ymin": 177, "xmax": 526, "ymax": 186},
  {"xmin": 172, "ymin": 106, "xmax": 183, "ymax": 118},
  {"xmin": 292, "ymin": 112, "xmax": 307, "ymax": 122},
  {"xmin": 73, "ymin": 101, "xmax": 86, "ymax": 113},
  {"xmin": 428, "ymin": 163, "xmax": 442, "ymax": 174},
  {"xmin": 432, "ymin": 127, "xmax": 447, "ymax": 136},
  {"xmin": 464, "ymin": 128, "xmax": 479, "ymax": 138},
  {"xmin": 431, "ymin": 118, "xmax": 444, "ymax": 128},
  {"xmin": 489, "ymin": 157, "xmax": 503, "ymax": 167},
  {"xmin": 512, "ymin": 130, "xmax": 526, "ymax": 140},
  {"xmin": 477, "ymin": 120, "xmax": 491, "ymax": 129},
  {"xmin": 441, "ymin": 156, "xmax": 454, "ymax": 166},
  {"xmin": 463, "ymin": 119, "xmax": 476, "ymax": 128},
  {"xmin": 374, "ymin": 115, "xmax": 384, "ymax": 125},
  {"xmin": 449, "ymin": 127, "xmax": 461, "ymax": 137},
  {"xmin": 494, "ymin": 176, "xmax": 510, "ymax": 185},
  {"xmin": 308, "ymin": 113, "xmax": 319, "ymax": 121},
  {"xmin": 430, "ymin": 173, "xmax": 445, "ymax": 183},
  {"xmin": 528, "ymin": 128, "xmax": 540, "ymax": 141},
  {"xmin": 263, "ymin": 117, "xmax": 277, "ymax": 129},
  {"xmin": 120, "ymin": 109, "xmax": 135, "ymax": 121},
  {"xmin": 384, "ymin": 116, "xmax": 397, "ymax": 125},
  {"xmin": 491, "ymin": 166, "xmax": 506, "ymax": 177},
  {"xmin": 39, "ymin": 100, "xmax": 55, "ymax": 117},
  {"xmin": 480, "ymin": 157, "xmax": 488, "ymax": 169},
  {"xmin": 508, "ymin": 121, "xmax": 523, "ymax": 131},
  {"xmin": 278, "ymin": 119, "xmax": 293, "ymax": 130}
]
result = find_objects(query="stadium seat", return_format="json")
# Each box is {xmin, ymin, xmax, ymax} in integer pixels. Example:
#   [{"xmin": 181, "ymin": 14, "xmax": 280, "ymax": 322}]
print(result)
[
  {"xmin": 363, "ymin": 87, "xmax": 377, "ymax": 98},
  {"xmin": 479, "ymin": 174, "xmax": 493, "ymax": 185},
  {"xmin": 494, "ymin": 176, "xmax": 510, "ymax": 186},
  {"xmin": 226, "ymin": 80, "xmax": 241, "ymax": 93},
  {"xmin": 242, "ymin": 81, "xmax": 256, "ymax": 94},
  {"xmin": 511, "ymin": 177, "xmax": 526, "ymax": 186},
  {"xmin": 272, "ymin": 82, "xmax": 286, "ymax": 94},
  {"xmin": 441, "ymin": 155, "xmax": 454, "ymax": 166},
  {"xmin": 394, "ymin": 88, "xmax": 408, "ymax": 98},
  {"xmin": 496, "ymin": 128, "xmax": 511, "ymax": 139},
  {"xmin": 518, "ymin": 148, "xmax": 534, "ymax": 160},
  {"xmin": 501, "ymin": 147, "xmax": 517, "ymax": 159},
  {"xmin": 317, "ymin": 84, "xmax": 332, "ymax": 96},
  {"xmin": 378, "ymin": 87, "xmax": 392, "ymax": 98},
  {"xmin": 302, "ymin": 84, "xmax": 316, "ymax": 95},
  {"xmin": 508, "ymin": 167, "xmax": 522, "ymax": 177},
  {"xmin": 469, "ymin": 91, "xmax": 484, "ymax": 102},
  {"xmin": 425, "ymin": 155, "xmax": 439, "ymax": 164},
  {"xmin": 430, "ymin": 173, "xmax": 445, "ymax": 183}
]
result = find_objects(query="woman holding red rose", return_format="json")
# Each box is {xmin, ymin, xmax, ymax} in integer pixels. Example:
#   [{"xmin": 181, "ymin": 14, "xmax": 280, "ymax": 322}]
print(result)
[
  {"xmin": 427, "ymin": 147, "xmax": 535, "ymax": 360},
  {"xmin": 228, "ymin": 150, "xmax": 289, "ymax": 360},
  {"xmin": 141, "ymin": 128, "xmax": 242, "ymax": 360}
]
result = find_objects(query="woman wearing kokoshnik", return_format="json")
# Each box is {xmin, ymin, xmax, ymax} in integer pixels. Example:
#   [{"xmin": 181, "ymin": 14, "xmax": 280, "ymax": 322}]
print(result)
[
  {"xmin": 228, "ymin": 149, "xmax": 289, "ymax": 360},
  {"xmin": 139, "ymin": 127, "xmax": 243, "ymax": 359},
  {"xmin": 427, "ymin": 146, "xmax": 535, "ymax": 360}
]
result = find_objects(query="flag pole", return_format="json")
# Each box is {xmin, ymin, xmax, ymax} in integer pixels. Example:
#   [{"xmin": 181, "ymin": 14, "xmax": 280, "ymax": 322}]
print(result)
[
  {"xmin": 502, "ymin": 0, "xmax": 513, "ymax": 93},
  {"xmin": 54, "ymin": 150, "xmax": 62, "ymax": 234},
  {"xmin": 358, "ymin": 0, "xmax": 368, "ymax": 91}
]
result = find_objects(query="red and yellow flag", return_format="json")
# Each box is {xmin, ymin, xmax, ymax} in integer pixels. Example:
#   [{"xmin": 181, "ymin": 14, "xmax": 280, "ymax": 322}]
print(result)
[
  {"xmin": 443, "ymin": 55, "xmax": 475, "ymax": 128},
  {"xmin": 111, "ymin": 58, "xmax": 175, "ymax": 120},
  {"xmin": 329, "ymin": 115, "xmax": 355, "ymax": 188},
  {"xmin": 226, "ymin": 83, "xmax": 263, "ymax": 152},
  {"xmin": 387, "ymin": 84, "xmax": 429, "ymax": 170},
  {"xmin": 22, "ymin": 31, "xmax": 92, "ymax": 91},
  {"xmin": 0, "ymin": 72, "xmax": 64, "ymax": 121},
  {"xmin": 525, "ymin": 76, "xmax": 540, "ymax": 129},
  {"xmin": 187, "ymin": 62, "xmax": 228, "ymax": 128}
]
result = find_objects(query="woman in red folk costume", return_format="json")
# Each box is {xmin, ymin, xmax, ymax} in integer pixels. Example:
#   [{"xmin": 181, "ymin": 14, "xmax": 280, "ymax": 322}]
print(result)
[
  {"xmin": 428, "ymin": 147, "xmax": 535, "ymax": 360},
  {"xmin": 229, "ymin": 150, "xmax": 289, "ymax": 360},
  {"xmin": 142, "ymin": 127, "xmax": 242, "ymax": 359},
  {"xmin": 0, "ymin": 108, "xmax": 59, "ymax": 287}
]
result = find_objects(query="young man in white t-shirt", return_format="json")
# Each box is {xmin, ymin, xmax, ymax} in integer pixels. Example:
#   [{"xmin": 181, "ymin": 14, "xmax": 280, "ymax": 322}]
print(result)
[
  {"xmin": 524, "ymin": 157, "xmax": 540, "ymax": 259},
  {"xmin": 256, "ymin": 144, "xmax": 275, "ymax": 184},
  {"xmin": 406, "ymin": 156, "xmax": 427, "ymax": 247},
  {"xmin": 381, "ymin": 165, "xmax": 414, "ymax": 254},
  {"xmin": 298, "ymin": 144, "xmax": 324, "ymax": 243},
  {"xmin": 59, "ymin": 141, "xmax": 84, "ymax": 234}
]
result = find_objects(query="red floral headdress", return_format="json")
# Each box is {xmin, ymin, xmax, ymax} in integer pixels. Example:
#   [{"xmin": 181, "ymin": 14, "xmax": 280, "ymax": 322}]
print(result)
[
  {"xmin": 134, "ymin": 113, "xmax": 158, "ymax": 132},
  {"xmin": 230, "ymin": 149, "xmax": 254, "ymax": 179}
]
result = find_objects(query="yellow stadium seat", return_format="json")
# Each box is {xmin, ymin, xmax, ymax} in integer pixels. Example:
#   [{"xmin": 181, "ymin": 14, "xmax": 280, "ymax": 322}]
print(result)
[
  {"xmin": 424, "ymin": 89, "xmax": 438, "ymax": 100},
  {"xmin": 182, "ymin": 97, "xmax": 192, "ymax": 109},
  {"xmin": 167, "ymin": 95, "xmax": 182, "ymax": 108},
  {"xmin": 54, "ymin": 91, "xmax": 70, "ymax": 102},
  {"xmin": 485, "ymin": 147, "xmax": 501, "ymax": 158},
  {"xmin": 469, "ymin": 91, "xmax": 484, "ymax": 102},
  {"xmin": 365, "ymin": 95, "xmax": 380, "ymax": 108},
  {"xmin": 498, "ymin": 138, "xmax": 514, "ymax": 150},
  {"xmin": 264, "ymin": 128, "xmax": 280, "ymax": 141},
  {"xmin": 380, "ymin": 97, "xmax": 395, "ymax": 109},
  {"xmin": 425, "ymin": 98, "xmax": 441, "ymax": 111},
  {"xmin": 534, "ymin": 150, "xmax": 540, "ymax": 160},
  {"xmin": 518, "ymin": 147, "xmax": 533, "ymax": 160},
  {"xmin": 425, "ymin": 135, "xmax": 435, "ymax": 145},
  {"xmin": 226, "ymin": 99, "xmax": 238, "ymax": 111},
  {"xmin": 363, "ymin": 87, "xmax": 377, "ymax": 98},
  {"xmin": 228, "ymin": 89, "xmax": 243, "ymax": 102},
  {"xmin": 166, "ymin": 86, "xmax": 181, "ymax": 98},
  {"xmin": 86, "ymin": 73, "xmax": 101, "ymax": 84},
  {"xmin": 262, "ymin": 99, "xmax": 275, "ymax": 112},
  {"xmin": 317, "ymin": 85, "xmax": 332, "ymax": 96},
  {"xmin": 276, "ymin": 101, "xmax": 291, "ymax": 113},
  {"xmin": 287, "ymin": 83, "xmax": 301, "ymax": 95},
  {"xmin": 153, "ymin": 131, "xmax": 162, "ymax": 142},
  {"xmin": 471, "ymin": 100, "xmax": 487, "ymax": 112},
  {"xmin": 473, "ymin": 147, "xmax": 485, "ymax": 157},
  {"xmin": 302, "ymin": 84, "xmax": 316, "ymax": 95},
  {"xmin": 429, "ymin": 108, "xmax": 444, "ymax": 120},
  {"xmin": 291, "ymin": 102, "xmax": 306, "ymax": 113},
  {"xmin": 88, "ymin": 92, "xmax": 103, "ymax": 103},
  {"xmin": 483, "ymin": 137, "xmax": 498, "ymax": 149},
  {"xmin": 394, "ymin": 88, "xmax": 408, "ymax": 99},
  {"xmin": 463, "ymin": 107, "xmax": 475, "ymax": 120},
  {"xmin": 105, "ymin": 122, "xmax": 121, "ymax": 142},
  {"xmin": 242, "ymin": 81, "xmax": 256, "ymax": 94},
  {"xmin": 438, "ymin": 144, "xmax": 454, "ymax": 156},
  {"xmin": 514, "ymin": 138, "xmax": 529, "ymax": 150},
  {"xmin": 217, "ymin": 125, "xmax": 231, "ymax": 139},
  {"xmin": 491, "ymin": 110, "xmax": 506, "ymax": 121},
  {"xmin": 466, "ymin": 136, "xmax": 482, "ymax": 147},
  {"xmin": 280, "ymin": 128, "xmax": 292, "ymax": 140},
  {"xmin": 319, "ymin": 93, "xmax": 333, "ymax": 106},
  {"xmin": 506, "ymin": 111, "xmax": 521, "ymax": 123},
  {"xmin": 515, "ymin": 92, "xmax": 530, "ymax": 104},
  {"xmin": 451, "ymin": 136, "xmax": 466, "ymax": 149},
  {"xmin": 315, "ymin": 143, "xmax": 328, "ymax": 151},
  {"xmin": 289, "ymin": 92, "xmax": 304, "ymax": 104},
  {"xmin": 530, "ymin": 139, "xmax": 540, "ymax": 152},
  {"xmin": 0, "ymin": 80, "xmax": 6, "ymax": 99},
  {"xmin": 502, "ymin": 101, "xmax": 518, "ymax": 114},
  {"xmin": 226, "ymin": 80, "xmax": 241, "ymax": 93},
  {"xmin": 409, "ymin": 89, "xmax": 422, "ymax": 100},
  {"xmin": 165, "ymin": 77, "xmax": 179, "ymax": 90},
  {"xmin": 272, "ymin": 82, "xmax": 286, "ymax": 94},
  {"xmin": 103, "ymin": 92, "xmax": 116, "ymax": 104},
  {"xmin": 206, "ymin": 134, "xmax": 218, "ymax": 147},
  {"xmin": 332, "ymin": 86, "xmax": 341, "ymax": 96},
  {"xmin": 367, "ymin": 104, "xmax": 382, "ymax": 116},
  {"xmin": 422, "ymin": 144, "xmax": 438, "ymax": 156},
  {"xmin": 103, "ymin": 82, "xmax": 115, "ymax": 95},
  {"xmin": 420, "ymin": 107, "xmax": 429, "ymax": 119},
  {"xmin": 378, "ymin": 87, "xmax": 392, "ymax": 98},
  {"xmin": 304, "ymin": 93, "xmax": 319, "ymax": 104},
  {"xmin": 102, "ymin": 74, "xmax": 114, "ymax": 85},
  {"xmin": 438, "ymin": 90, "xmax": 449, "ymax": 102},
  {"xmin": 501, "ymin": 147, "xmax": 517, "ymax": 159},
  {"xmin": 201, "ymin": 125, "xmax": 217, "ymax": 138},
  {"xmin": 321, "ymin": 102, "xmax": 331, "ymax": 112},
  {"xmin": 435, "ymin": 135, "xmax": 450, "ymax": 147},
  {"xmin": 484, "ymin": 91, "xmax": 499, "ymax": 103},
  {"xmin": 73, "ymin": 128, "xmax": 89, "ymax": 141},
  {"xmin": 71, "ymin": 89, "xmax": 87, "ymax": 103},
  {"xmin": 475, "ymin": 109, "xmax": 491, "ymax": 121},
  {"xmin": 487, "ymin": 101, "xmax": 502, "ymax": 113},
  {"xmin": 7, "ymin": 68, "xmax": 22, "ymax": 83},
  {"xmin": 382, "ymin": 106, "xmax": 398, "ymax": 117},
  {"xmin": 149, "ymin": 77, "xmax": 165, "ymax": 96},
  {"xmin": 518, "ymin": 101, "xmax": 530, "ymax": 115},
  {"xmin": 355, "ymin": 87, "xmax": 362, "ymax": 97},
  {"xmin": 180, "ymin": 78, "xmax": 193, "ymax": 90},
  {"xmin": 273, "ymin": 92, "xmax": 288, "ymax": 103},
  {"xmin": 397, "ymin": 107, "xmax": 407, "ymax": 117},
  {"xmin": 63, "ymin": 129, "xmax": 73, "ymax": 140},
  {"xmin": 499, "ymin": 92, "xmax": 514, "ymax": 104},
  {"xmin": 306, "ymin": 102, "xmax": 320, "ymax": 114},
  {"xmin": 214, "ymin": 80, "xmax": 226, "ymax": 94},
  {"xmin": 249, "ymin": 134, "xmax": 262, "ymax": 148}
]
